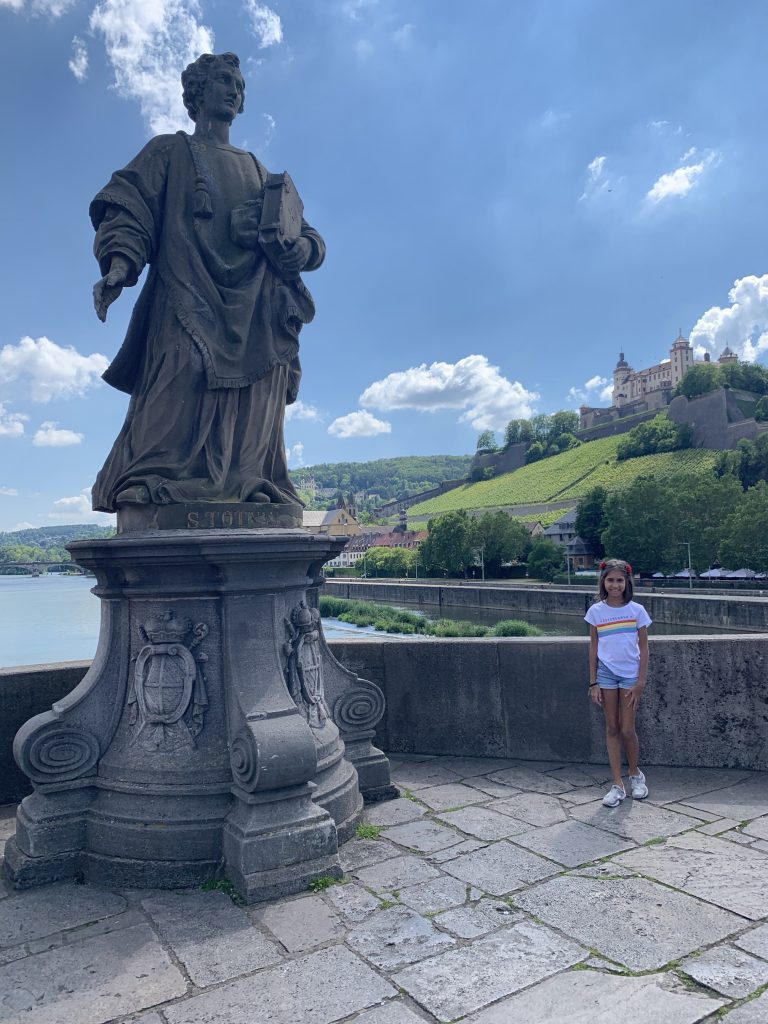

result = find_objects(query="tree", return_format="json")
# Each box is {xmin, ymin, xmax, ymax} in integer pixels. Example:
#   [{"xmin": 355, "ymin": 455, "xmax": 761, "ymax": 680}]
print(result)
[
  {"xmin": 547, "ymin": 431, "xmax": 580, "ymax": 456},
  {"xmin": 524, "ymin": 441, "xmax": 546, "ymax": 464},
  {"xmin": 601, "ymin": 476, "xmax": 680, "ymax": 573},
  {"xmin": 470, "ymin": 512, "xmax": 529, "ymax": 576},
  {"xmin": 675, "ymin": 362, "xmax": 722, "ymax": 399},
  {"xmin": 549, "ymin": 410, "xmax": 580, "ymax": 441},
  {"xmin": 526, "ymin": 538, "xmax": 564, "ymax": 582},
  {"xmin": 419, "ymin": 511, "xmax": 474, "ymax": 576},
  {"xmin": 755, "ymin": 396, "xmax": 768, "ymax": 422},
  {"xmin": 616, "ymin": 413, "xmax": 692, "ymax": 460},
  {"xmin": 717, "ymin": 434, "xmax": 768, "ymax": 490},
  {"xmin": 529, "ymin": 414, "xmax": 552, "ymax": 443},
  {"xmin": 719, "ymin": 481, "xmax": 768, "ymax": 571},
  {"xmin": 503, "ymin": 418, "xmax": 533, "ymax": 447},
  {"xmin": 575, "ymin": 486, "xmax": 607, "ymax": 558},
  {"xmin": 476, "ymin": 430, "xmax": 497, "ymax": 452},
  {"xmin": 364, "ymin": 546, "xmax": 413, "ymax": 577}
]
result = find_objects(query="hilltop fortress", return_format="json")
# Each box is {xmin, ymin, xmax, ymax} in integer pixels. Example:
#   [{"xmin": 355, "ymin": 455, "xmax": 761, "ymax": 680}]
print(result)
[{"xmin": 579, "ymin": 331, "xmax": 739, "ymax": 431}]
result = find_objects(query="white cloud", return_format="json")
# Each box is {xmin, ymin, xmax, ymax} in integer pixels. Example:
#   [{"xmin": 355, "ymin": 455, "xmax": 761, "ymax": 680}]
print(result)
[
  {"xmin": 51, "ymin": 487, "xmax": 115, "ymax": 524},
  {"xmin": 285, "ymin": 399, "xmax": 320, "ymax": 422},
  {"xmin": 0, "ymin": 336, "xmax": 108, "ymax": 402},
  {"xmin": 690, "ymin": 274, "xmax": 768, "ymax": 362},
  {"xmin": 392, "ymin": 23, "xmax": 414, "ymax": 48},
  {"xmin": 328, "ymin": 410, "xmax": 392, "ymax": 438},
  {"xmin": 244, "ymin": 1, "xmax": 282, "ymax": 47},
  {"xmin": 12, "ymin": 521, "xmax": 35, "ymax": 531},
  {"xmin": 69, "ymin": 36, "xmax": 89, "ymax": 81},
  {"xmin": 354, "ymin": 38, "xmax": 373, "ymax": 60},
  {"xmin": 33, "ymin": 422, "xmax": 84, "ymax": 447},
  {"xmin": 579, "ymin": 155, "xmax": 614, "ymax": 202},
  {"xmin": 0, "ymin": 403, "xmax": 28, "ymax": 438},
  {"xmin": 648, "ymin": 119, "xmax": 683, "ymax": 136},
  {"xmin": 286, "ymin": 441, "xmax": 304, "ymax": 466},
  {"xmin": 343, "ymin": 0, "xmax": 379, "ymax": 20},
  {"xmin": 646, "ymin": 150, "xmax": 718, "ymax": 204},
  {"xmin": 567, "ymin": 374, "xmax": 612, "ymax": 406},
  {"xmin": 359, "ymin": 354, "xmax": 538, "ymax": 432},
  {"xmin": 0, "ymin": 0, "xmax": 77, "ymax": 14},
  {"xmin": 262, "ymin": 112, "xmax": 276, "ymax": 147},
  {"xmin": 0, "ymin": 487, "xmax": 19, "ymax": 496},
  {"xmin": 90, "ymin": 0, "xmax": 215, "ymax": 136}
]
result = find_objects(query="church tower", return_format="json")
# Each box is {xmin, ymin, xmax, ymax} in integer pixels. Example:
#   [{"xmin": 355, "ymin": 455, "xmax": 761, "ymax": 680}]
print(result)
[
  {"xmin": 613, "ymin": 352, "xmax": 631, "ymax": 408},
  {"xmin": 669, "ymin": 330, "xmax": 694, "ymax": 388}
]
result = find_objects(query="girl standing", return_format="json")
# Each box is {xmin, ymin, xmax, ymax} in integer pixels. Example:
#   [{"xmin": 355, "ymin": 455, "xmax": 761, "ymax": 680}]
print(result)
[{"xmin": 585, "ymin": 558, "xmax": 651, "ymax": 807}]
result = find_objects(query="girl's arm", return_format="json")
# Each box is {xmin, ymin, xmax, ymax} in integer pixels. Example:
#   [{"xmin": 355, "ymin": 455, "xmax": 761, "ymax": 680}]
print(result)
[
  {"xmin": 589, "ymin": 625, "xmax": 601, "ymax": 705},
  {"xmin": 637, "ymin": 626, "xmax": 649, "ymax": 687}
]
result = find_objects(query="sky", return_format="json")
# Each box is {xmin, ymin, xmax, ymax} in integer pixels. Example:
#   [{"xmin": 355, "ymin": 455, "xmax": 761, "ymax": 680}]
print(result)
[{"xmin": 2, "ymin": 0, "xmax": 768, "ymax": 532}]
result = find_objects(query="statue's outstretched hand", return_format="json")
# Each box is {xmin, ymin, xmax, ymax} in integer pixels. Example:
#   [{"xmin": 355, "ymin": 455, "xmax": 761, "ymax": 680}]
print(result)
[
  {"xmin": 275, "ymin": 237, "xmax": 311, "ymax": 279},
  {"xmin": 93, "ymin": 255, "xmax": 133, "ymax": 322}
]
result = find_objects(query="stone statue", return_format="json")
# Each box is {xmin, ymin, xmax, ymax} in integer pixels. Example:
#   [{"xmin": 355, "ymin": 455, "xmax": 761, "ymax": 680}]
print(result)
[{"xmin": 90, "ymin": 52, "xmax": 325, "ymax": 512}]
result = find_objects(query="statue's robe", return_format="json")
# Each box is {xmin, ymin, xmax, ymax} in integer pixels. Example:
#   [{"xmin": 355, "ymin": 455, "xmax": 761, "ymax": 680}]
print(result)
[{"xmin": 90, "ymin": 132, "xmax": 324, "ymax": 511}]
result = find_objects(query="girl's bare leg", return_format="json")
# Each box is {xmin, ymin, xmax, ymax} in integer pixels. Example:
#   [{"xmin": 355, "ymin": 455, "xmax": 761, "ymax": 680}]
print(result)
[
  {"xmin": 619, "ymin": 690, "xmax": 640, "ymax": 776},
  {"xmin": 600, "ymin": 689, "xmax": 624, "ymax": 787}
]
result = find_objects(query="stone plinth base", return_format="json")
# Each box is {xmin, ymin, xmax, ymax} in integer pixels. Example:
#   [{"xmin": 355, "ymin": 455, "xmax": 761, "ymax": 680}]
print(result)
[{"xmin": 4, "ymin": 526, "xmax": 395, "ymax": 901}]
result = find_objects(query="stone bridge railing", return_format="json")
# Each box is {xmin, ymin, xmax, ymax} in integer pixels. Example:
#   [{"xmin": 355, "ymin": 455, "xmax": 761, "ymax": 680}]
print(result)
[{"xmin": 2, "ymin": 633, "xmax": 766, "ymax": 805}]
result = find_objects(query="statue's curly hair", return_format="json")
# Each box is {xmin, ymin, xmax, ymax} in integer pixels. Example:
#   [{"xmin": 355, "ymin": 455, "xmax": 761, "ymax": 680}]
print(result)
[{"xmin": 181, "ymin": 52, "xmax": 245, "ymax": 122}]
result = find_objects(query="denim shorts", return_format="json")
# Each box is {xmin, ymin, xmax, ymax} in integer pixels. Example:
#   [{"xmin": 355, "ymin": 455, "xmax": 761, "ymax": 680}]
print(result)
[{"xmin": 596, "ymin": 661, "xmax": 638, "ymax": 690}]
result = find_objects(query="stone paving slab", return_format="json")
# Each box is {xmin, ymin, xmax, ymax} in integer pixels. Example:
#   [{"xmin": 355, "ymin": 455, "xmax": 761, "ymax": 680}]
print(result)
[
  {"xmin": 616, "ymin": 831, "xmax": 768, "ymax": 920},
  {"xmin": 435, "ymin": 756, "xmax": 517, "ymax": 778},
  {"xmin": 487, "ymin": 792, "xmax": 567, "ymax": 826},
  {"xmin": 393, "ymin": 919, "xmax": 586, "ymax": 1022},
  {"xmin": 441, "ymin": 840, "xmax": 558, "ymax": 895},
  {"xmin": 742, "ymin": 815, "xmax": 768, "ymax": 841},
  {"xmin": 428, "ymin": 838, "xmax": 487, "ymax": 863},
  {"xmin": 346, "ymin": 905, "xmax": 455, "ymax": 970},
  {"xmin": 164, "ymin": 946, "xmax": 396, "ymax": 1024},
  {"xmin": 559, "ymin": 784, "xmax": 610, "ymax": 806},
  {"xmin": 363, "ymin": 798, "xmax": 427, "ymax": 827},
  {"xmin": 680, "ymin": 944, "xmax": 768, "ymax": 998},
  {"xmin": 25, "ymin": 906, "xmax": 145, "ymax": 955},
  {"xmin": 381, "ymin": 819, "xmax": 464, "ymax": 853},
  {"xmin": 697, "ymin": 817, "xmax": 743, "ymax": 835},
  {"xmin": 569, "ymin": 797, "xmax": 698, "ymax": 843},
  {"xmin": 465, "ymin": 969, "xmax": 725, "ymax": 1023},
  {"xmin": 680, "ymin": 774, "xmax": 768, "ymax": 820},
  {"xmin": 514, "ymin": 875, "xmax": 743, "ymax": 971},
  {"xmin": 638, "ymin": 766, "xmax": 752, "ymax": 805},
  {"xmin": 719, "ymin": 990, "xmax": 768, "ymax": 1022},
  {"xmin": 464, "ymin": 778, "xmax": 523, "ymax": 798},
  {"xmin": 511, "ymin": 820, "xmax": 636, "ymax": 867},
  {"xmin": 389, "ymin": 763, "xmax": 461, "ymax": 791},
  {"xmin": 348, "ymin": 1002, "xmax": 427, "ymax": 1024},
  {"xmin": 0, "ymin": 883, "xmax": 126, "ymax": 948},
  {"xmin": 144, "ymin": 891, "xmax": 282, "ymax": 986},
  {"xmin": 251, "ymin": 893, "xmax": 344, "ymax": 953},
  {"xmin": 339, "ymin": 837, "xmax": 403, "ymax": 872},
  {"xmin": 354, "ymin": 853, "xmax": 441, "ymax": 892},
  {"xmin": 735, "ymin": 922, "xmax": 768, "ymax": 960},
  {"xmin": 411, "ymin": 783, "xmax": 489, "ymax": 811},
  {"xmin": 435, "ymin": 806, "xmax": 530, "ymax": 840},
  {"xmin": 398, "ymin": 874, "xmax": 473, "ymax": 914},
  {"xmin": 0, "ymin": 923, "xmax": 187, "ymax": 1024},
  {"xmin": 434, "ymin": 900, "xmax": 521, "ymax": 939},
  {"xmin": 323, "ymin": 882, "xmax": 381, "ymax": 923},
  {"xmin": 487, "ymin": 766, "xmax": 573, "ymax": 794}
]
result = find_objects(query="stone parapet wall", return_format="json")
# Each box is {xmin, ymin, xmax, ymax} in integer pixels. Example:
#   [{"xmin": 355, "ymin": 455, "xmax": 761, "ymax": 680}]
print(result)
[{"xmin": 3, "ymin": 633, "xmax": 767, "ymax": 804}]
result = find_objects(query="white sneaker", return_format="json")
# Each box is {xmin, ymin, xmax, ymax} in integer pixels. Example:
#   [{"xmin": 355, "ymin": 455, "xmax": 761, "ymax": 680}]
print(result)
[
  {"xmin": 629, "ymin": 771, "xmax": 648, "ymax": 800},
  {"xmin": 602, "ymin": 784, "xmax": 626, "ymax": 807}
]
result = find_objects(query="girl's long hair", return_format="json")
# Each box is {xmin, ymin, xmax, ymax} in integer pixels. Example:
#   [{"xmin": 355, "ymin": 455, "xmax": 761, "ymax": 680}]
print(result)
[{"xmin": 598, "ymin": 558, "xmax": 634, "ymax": 603}]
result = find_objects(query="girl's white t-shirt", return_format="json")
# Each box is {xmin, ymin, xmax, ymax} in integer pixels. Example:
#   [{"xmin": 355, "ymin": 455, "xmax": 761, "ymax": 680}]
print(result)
[{"xmin": 584, "ymin": 599, "xmax": 652, "ymax": 678}]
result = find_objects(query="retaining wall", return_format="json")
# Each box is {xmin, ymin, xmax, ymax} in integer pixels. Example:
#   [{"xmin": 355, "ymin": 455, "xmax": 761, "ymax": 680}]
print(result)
[
  {"xmin": 2, "ymin": 634, "xmax": 767, "ymax": 805},
  {"xmin": 324, "ymin": 580, "xmax": 768, "ymax": 632}
]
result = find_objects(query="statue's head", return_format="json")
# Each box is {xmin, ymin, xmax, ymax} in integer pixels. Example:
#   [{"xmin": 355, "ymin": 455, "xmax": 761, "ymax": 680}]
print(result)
[{"xmin": 181, "ymin": 52, "xmax": 245, "ymax": 123}]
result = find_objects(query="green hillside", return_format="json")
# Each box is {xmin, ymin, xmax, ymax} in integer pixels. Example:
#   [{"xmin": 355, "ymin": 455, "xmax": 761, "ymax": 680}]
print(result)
[
  {"xmin": 290, "ymin": 454, "xmax": 471, "ymax": 503},
  {"xmin": 408, "ymin": 437, "xmax": 720, "ymax": 517}
]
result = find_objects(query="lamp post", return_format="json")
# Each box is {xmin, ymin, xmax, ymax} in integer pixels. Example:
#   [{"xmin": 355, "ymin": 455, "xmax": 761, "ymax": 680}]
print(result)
[
  {"xmin": 682, "ymin": 541, "xmax": 693, "ymax": 590},
  {"xmin": 566, "ymin": 553, "xmax": 571, "ymax": 586}
]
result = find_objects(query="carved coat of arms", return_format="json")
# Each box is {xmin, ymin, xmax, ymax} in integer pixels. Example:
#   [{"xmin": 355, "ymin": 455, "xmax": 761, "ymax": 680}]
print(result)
[
  {"xmin": 284, "ymin": 600, "xmax": 328, "ymax": 728},
  {"xmin": 127, "ymin": 611, "xmax": 209, "ymax": 750}
]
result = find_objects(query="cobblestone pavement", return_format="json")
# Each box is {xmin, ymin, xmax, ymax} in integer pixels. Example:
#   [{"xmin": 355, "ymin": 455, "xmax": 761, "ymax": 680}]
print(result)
[{"xmin": 2, "ymin": 756, "xmax": 768, "ymax": 1023}]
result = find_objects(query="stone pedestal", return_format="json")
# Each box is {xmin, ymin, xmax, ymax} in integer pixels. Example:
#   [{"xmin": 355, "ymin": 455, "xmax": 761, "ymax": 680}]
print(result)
[{"xmin": 4, "ymin": 516, "xmax": 395, "ymax": 902}]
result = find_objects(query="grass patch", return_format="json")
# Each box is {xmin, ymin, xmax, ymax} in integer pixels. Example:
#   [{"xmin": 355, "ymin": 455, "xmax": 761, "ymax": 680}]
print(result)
[
  {"xmin": 356, "ymin": 823, "xmax": 385, "ymax": 840},
  {"xmin": 319, "ymin": 596, "xmax": 543, "ymax": 638},
  {"xmin": 308, "ymin": 874, "xmax": 342, "ymax": 892},
  {"xmin": 200, "ymin": 877, "xmax": 246, "ymax": 906}
]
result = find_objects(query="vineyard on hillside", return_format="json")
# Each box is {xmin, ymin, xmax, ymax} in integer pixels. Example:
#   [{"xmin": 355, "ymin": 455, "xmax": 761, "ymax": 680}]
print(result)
[{"xmin": 407, "ymin": 437, "xmax": 720, "ymax": 518}]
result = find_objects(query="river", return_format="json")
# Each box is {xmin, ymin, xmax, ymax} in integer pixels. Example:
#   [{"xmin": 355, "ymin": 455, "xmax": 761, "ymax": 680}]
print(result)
[{"xmin": 0, "ymin": 574, "xmax": 742, "ymax": 668}]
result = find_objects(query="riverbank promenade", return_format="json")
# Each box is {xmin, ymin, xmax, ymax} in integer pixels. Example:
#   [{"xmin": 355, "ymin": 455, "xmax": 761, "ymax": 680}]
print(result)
[{"xmin": 2, "ymin": 754, "xmax": 768, "ymax": 1023}]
